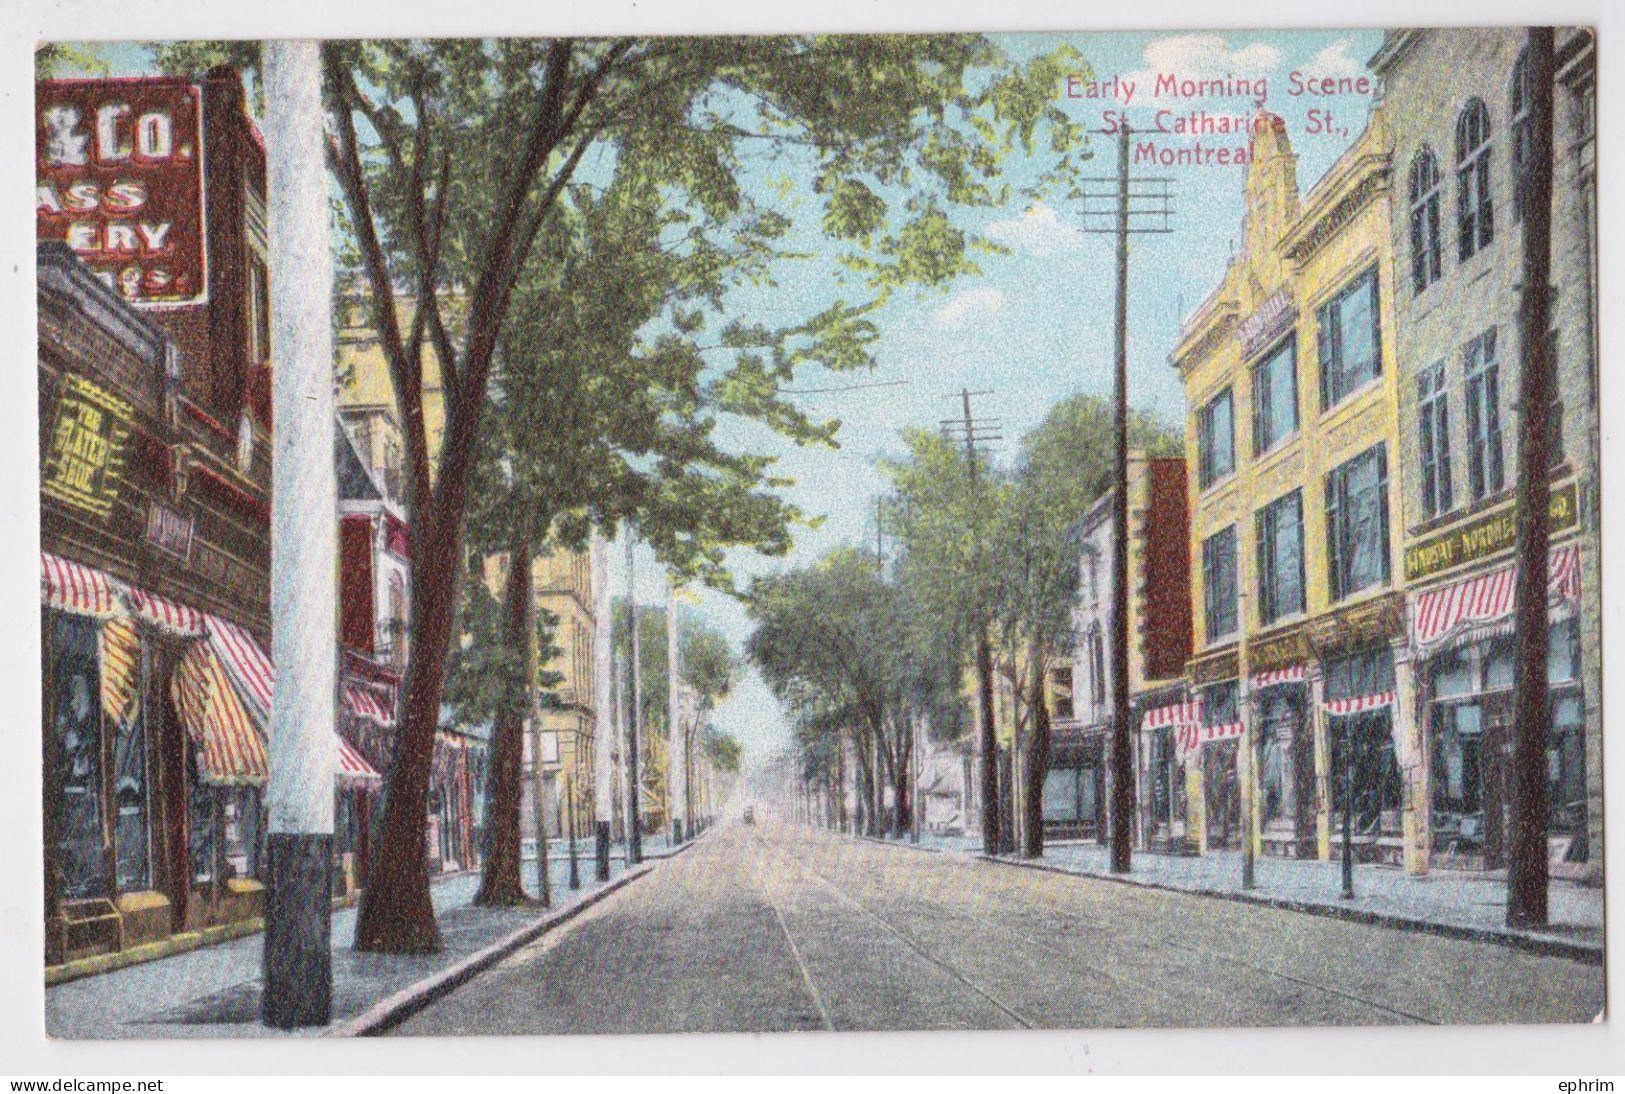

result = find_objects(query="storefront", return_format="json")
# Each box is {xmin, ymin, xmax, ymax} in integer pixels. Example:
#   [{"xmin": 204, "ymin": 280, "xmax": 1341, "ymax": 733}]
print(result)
[
  {"xmin": 1194, "ymin": 682, "xmax": 1244, "ymax": 852},
  {"xmin": 42, "ymin": 552, "xmax": 383, "ymax": 965},
  {"xmin": 1139, "ymin": 695, "xmax": 1199, "ymax": 851},
  {"xmin": 1251, "ymin": 664, "xmax": 1314, "ymax": 858},
  {"xmin": 1321, "ymin": 645, "xmax": 1403, "ymax": 864},
  {"xmin": 1412, "ymin": 544, "xmax": 1587, "ymax": 872},
  {"xmin": 1041, "ymin": 734, "xmax": 1105, "ymax": 841}
]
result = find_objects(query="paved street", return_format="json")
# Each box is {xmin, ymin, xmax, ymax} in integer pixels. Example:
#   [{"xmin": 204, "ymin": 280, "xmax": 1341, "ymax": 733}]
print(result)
[{"xmin": 393, "ymin": 818, "xmax": 1605, "ymax": 1035}]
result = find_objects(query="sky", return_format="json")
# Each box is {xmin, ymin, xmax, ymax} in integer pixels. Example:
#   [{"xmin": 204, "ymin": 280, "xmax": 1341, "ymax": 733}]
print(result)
[{"xmin": 52, "ymin": 27, "xmax": 1388, "ymax": 769}]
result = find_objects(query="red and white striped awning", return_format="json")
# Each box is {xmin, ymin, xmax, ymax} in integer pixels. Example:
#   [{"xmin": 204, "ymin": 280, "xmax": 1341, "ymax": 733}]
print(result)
[
  {"xmin": 1323, "ymin": 690, "xmax": 1395, "ymax": 716},
  {"xmin": 1412, "ymin": 545, "xmax": 1582, "ymax": 651},
  {"xmin": 207, "ymin": 616, "xmax": 383, "ymax": 790},
  {"xmin": 337, "ymin": 734, "xmax": 383, "ymax": 789},
  {"xmin": 41, "ymin": 552, "xmax": 124, "ymax": 619},
  {"xmin": 344, "ymin": 682, "xmax": 394, "ymax": 727},
  {"xmin": 128, "ymin": 588, "xmax": 208, "ymax": 637},
  {"xmin": 1252, "ymin": 664, "xmax": 1307, "ymax": 689},
  {"xmin": 171, "ymin": 641, "xmax": 270, "ymax": 786},
  {"xmin": 206, "ymin": 616, "xmax": 274, "ymax": 718},
  {"xmin": 1142, "ymin": 699, "xmax": 1203, "ymax": 731}
]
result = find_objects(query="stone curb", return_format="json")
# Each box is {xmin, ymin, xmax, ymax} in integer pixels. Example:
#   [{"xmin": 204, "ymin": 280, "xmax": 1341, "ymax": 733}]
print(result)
[
  {"xmin": 324, "ymin": 862, "xmax": 658, "ymax": 1037},
  {"xmin": 850, "ymin": 831, "xmax": 1602, "ymax": 966},
  {"xmin": 856, "ymin": 834, "xmax": 941, "ymax": 853},
  {"xmin": 325, "ymin": 831, "xmax": 708, "ymax": 1037},
  {"xmin": 980, "ymin": 853, "xmax": 1605, "ymax": 967}
]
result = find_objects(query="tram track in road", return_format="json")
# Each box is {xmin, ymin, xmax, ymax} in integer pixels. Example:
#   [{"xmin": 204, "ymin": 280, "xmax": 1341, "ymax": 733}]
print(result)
[
  {"xmin": 825, "ymin": 828, "xmax": 1442, "ymax": 1026},
  {"xmin": 751, "ymin": 830, "xmax": 1036, "ymax": 1030}
]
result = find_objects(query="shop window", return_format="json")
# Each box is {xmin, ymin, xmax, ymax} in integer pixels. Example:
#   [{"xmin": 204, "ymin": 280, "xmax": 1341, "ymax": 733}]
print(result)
[
  {"xmin": 1324, "ymin": 443, "xmax": 1391, "ymax": 602},
  {"xmin": 1317, "ymin": 269, "xmax": 1382, "ymax": 411},
  {"xmin": 1418, "ymin": 361, "xmax": 1453, "ymax": 519},
  {"xmin": 1431, "ymin": 701, "xmax": 1485, "ymax": 850},
  {"xmin": 188, "ymin": 756, "xmax": 216, "ymax": 885},
  {"xmin": 1549, "ymin": 693, "xmax": 1587, "ymax": 835},
  {"xmin": 1465, "ymin": 329, "xmax": 1505, "ymax": 501},
  {"xmin": 50, "ymin": 613, "xmax": 107, "ymax": 901},
  {"xmin": 1330, "ymin": 714, "xmax": 1402, "ymax": 836},
  {"xmin": 1202, "ymin": 526, "xmax": 1238, "ymax": 642},
  {"xmin": 1148, "ymin": 726, "xmax": 1181, "ymax": 832},
  {"xmin": 1256, "ymin": 489, "xmax": 1305, "ymax": 624},
  {"xmin": 1251, "ymin": 335, "xmax": 1299, "ymax": 456},
  {"xmin": 1042, "ymin": 766, "xmax": 1081, "ymax": 823},
  {"xmin": 1456, "ymin": 98, "xmax": 1495, "ymax": 260},
  {"xmin": 1409, "ymin": 146, "xmax": 1443, "ymax": 293},
  {"xmin": 1197, "ymin": 387, "xmax": 1235, "ymax": 488},
  {"xmin": 1482, "ymin": 637, "xmax": 1515, "ymax": 692},
  {"xmin": 223, "ymin": 787, "xmax": 262, "ymax": 881},
  {"xmin": 1432, "ymin": 645, "xmax": 1476, "ymax": 700},
  {"xmin": 1548, "ymin": 617, "xmax": 1580, "ymax": 684},
  {"xmin": 111, "ymin": 690, "xmax": 151, "ymax": 892},
  {"xmin": 1257, "ymin": 684, "xmax": 1305, "ymax": 830}
]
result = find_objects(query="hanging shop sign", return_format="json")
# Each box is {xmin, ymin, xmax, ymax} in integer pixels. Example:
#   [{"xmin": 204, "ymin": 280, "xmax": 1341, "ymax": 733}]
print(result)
[
  {"xmin": 36, "ymin": 78, "xmax": 207, "ymax": 307},
  {"xmin": 145, "ymin": 501, "xmax": 195, "ymax": 562},
  {"xmin": 42, "ymin": 374, "xmax": 134, "ymax": 519},
  {"xmin": 1404, "ymin": 483, "xmax": 1578, "ymax": 582}
]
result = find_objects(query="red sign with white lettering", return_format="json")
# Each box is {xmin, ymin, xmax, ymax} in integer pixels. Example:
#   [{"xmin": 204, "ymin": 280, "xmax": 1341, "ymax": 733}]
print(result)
[{"xmin": 36, "ymin": 78, "xmax": 208, "ymax": 307}]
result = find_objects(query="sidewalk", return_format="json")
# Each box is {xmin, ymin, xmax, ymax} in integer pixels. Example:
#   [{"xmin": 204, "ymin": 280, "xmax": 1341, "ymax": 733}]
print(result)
[
  {"xmin": 46, "ymin": 838, "xmax": 680, "ymax": 1039},
  {"xmin": 867, "ymin": 830, "xmax": 1605, "ymax": 961}
]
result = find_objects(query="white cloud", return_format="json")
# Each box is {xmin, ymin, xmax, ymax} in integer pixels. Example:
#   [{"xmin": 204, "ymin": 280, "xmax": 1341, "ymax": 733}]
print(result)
[
  {"xmin": 985, "ymin": 203, "xmax": 1082, "ymax": 258},
  {"xmin": 1297, "ymin": 39, "xmax": 1362, "ymax": 82},
  {"xmin": 1124, "ymin": 33, "xmax": 1283, "ymax": 107},
  {"xmin": 933, "ymin": 286, "xmax": 1006, "ymax": 329}
]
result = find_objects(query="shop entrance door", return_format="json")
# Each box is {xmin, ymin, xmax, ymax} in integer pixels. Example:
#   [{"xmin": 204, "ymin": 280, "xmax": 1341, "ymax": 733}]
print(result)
[{"xmin": 1203, "ymin": 740, "xmax": 1241, "ymax": 850}]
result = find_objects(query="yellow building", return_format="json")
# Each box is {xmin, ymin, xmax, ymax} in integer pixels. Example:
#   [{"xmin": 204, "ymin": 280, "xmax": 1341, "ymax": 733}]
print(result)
[{"xmin": 1171, "ymin": 108, "xmax": 1424, "ymax": 873}]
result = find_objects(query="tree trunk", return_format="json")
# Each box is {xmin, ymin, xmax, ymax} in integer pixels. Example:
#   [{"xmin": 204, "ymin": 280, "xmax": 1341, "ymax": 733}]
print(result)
[
  {"xmin": 474, "ymin": 536, "xmax": 534, "ymax": 906},
  {"xmin": 855, "ymin": 734, "xmax": 878, "ymax": 836},
  {"xmin": 354, "ymin": 516, "xmax": 464, "ymax": 953},
  {"xmin": 976, "ymin": 630, "xmax": 1000, "ymax": 855},
  {"xmin": 892, "ymin": 727, "xmax": 911, "ymax": 838},
  {"xmin": 1023, "ymin": 653, "xmax": 1051, "ymax": 859}
]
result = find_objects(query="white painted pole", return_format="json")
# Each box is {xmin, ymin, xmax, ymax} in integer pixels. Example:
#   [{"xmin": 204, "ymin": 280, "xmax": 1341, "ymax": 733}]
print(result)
[
  {"xmin": 262, "ymin": 39, "xmax": 335, "ymax": 1029},
  {"xmin": 626, "ymin": 528, "xmax": 643, "ymax": 863},
  {"xmin": 667, "ymin": 576, "xmax": 686, "ymax": 844},
  {"xmin": 591, "ymin": 529, "xmax": 614, "ymax": 879}
]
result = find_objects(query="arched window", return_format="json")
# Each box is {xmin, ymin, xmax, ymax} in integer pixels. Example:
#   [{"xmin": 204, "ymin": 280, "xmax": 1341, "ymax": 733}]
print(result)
[
  {"xmin": 1510, "ymin": 48, "xmax": 1534, "ymax": 220},
  {"xmin": 1455, "ymin": 98, "xmax": 1494, "ymax": 260},
  {"xmin": 1408, "ymin": 147, "xmax": 1442, "ymax": 292}
]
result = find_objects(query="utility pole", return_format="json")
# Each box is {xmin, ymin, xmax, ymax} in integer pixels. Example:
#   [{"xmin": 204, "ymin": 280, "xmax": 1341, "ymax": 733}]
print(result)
[
  {"xmin": 1238, "ymin": 590, "xmax": 1256, "ymax": 890},
  {"xmin": 529, "ymin": 706, "xmax": 551, "ymax": 909},
  {"xmin": 591, "ymin": 530, "xmax": 614, "ymax": 881},
  {"xmin": 667, "ymin": 575, "xmax": 686, "ymax": 845},
  {"xmin": 1508, "ymin": 25, "xmax": 1558, "ymax": 930},
  {"xmin": 942, "ymin": 389, "xmax": 1001, "ymax": 856},
  {"xmin": 626, "ymin": 528, "xmax": 644, "ymax": 865},
  {"xmin": 1079, "ymin": 120, "xmax": 1174, "ymax": 875},
  {"xmin": 566, "ymin": 772, "xmax": 580, "ymax": 890},
  {"xmin": 262, "ymin": 39, "xmax": 336, "ymax": 1029}
]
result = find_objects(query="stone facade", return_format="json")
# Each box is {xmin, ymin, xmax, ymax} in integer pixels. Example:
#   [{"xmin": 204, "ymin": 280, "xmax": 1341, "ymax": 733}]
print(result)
[{"xmin": 1372, "ymin": 28, "xmax": 1600, "ymax": 877}]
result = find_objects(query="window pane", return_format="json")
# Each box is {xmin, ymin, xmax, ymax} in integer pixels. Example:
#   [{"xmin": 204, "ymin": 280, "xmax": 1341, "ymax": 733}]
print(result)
[{"xmin": 51, "ymin": 613, "xmax": 106, "ymax": 900}]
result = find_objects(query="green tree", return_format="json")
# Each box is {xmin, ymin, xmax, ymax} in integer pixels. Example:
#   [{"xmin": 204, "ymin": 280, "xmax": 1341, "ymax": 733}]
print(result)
[
  {"xmin": 159, "ymin": 34, "xmax": 1089, "ymax": 952},
  {"xmin": 990, "ymin": 395, "xmax": 1179, "ymax": 857}
]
